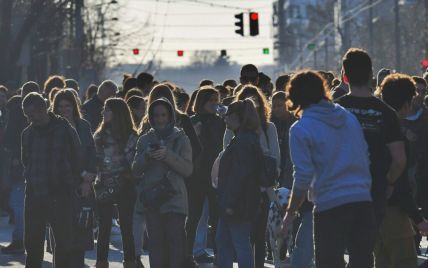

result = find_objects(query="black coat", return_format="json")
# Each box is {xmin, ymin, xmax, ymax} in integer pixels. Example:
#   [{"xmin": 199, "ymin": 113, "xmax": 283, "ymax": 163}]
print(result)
[
  {"xmin": 81, "ymin": 95, "xmax": 103, "ymax": 132},
  {"xmin": 217, "ymin": 130, "xmax": 263, "ymax": 222}
]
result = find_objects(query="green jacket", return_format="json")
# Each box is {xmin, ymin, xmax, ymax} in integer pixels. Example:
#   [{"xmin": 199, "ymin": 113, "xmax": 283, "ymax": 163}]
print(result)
[{"xmin": 132, "ymin": 128, "xmax": 192, "ymax": 215}]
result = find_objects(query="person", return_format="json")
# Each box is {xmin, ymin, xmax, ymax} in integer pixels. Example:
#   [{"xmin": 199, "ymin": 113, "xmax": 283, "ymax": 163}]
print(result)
[
  {"xmin": 186, "ymin": 90, "xmax": 199, "ymax": 116},
  {"xmin": 51, "ymin": 89, "xmax": 97, "ymax": 267},
  {"xmin": 240, "ymin": 64, "xmax": 259, "ymax": 85},
  {"xmin": 270, "ymin": 91, "xmax": 295, "ymax": 188},
  {"xmin": 330, "ymin": 70, "xmax": 349, "ymax": 100},
  {"xmin": 186, "ymin": 86, "xmax": 225, "ymax": 264},
  {"xmin": 216, "ymin": 99, "xmax": 268, "ymax": 268},
  {"xmin": 274, "ymin": 74, "xmax": 290, "ymax": 92},
  {"xmin": 65, "ymin": 78, "xmax": 80, "ymax": 93},
  {"xmin": 125, "ymin": 88, "xmax": 143, "ymax": 102},
  {"xmin": 127, "ymin": 96, "xmax": 146, "ymax": 128},
  {"xmin": 93, "ymin": 98, "xmax": 138, "ymax": 268},
  {"xmin": 82, "ymin": 80, "xmax": 117, "ymax": 132},
  {"xmin": 132, "ymin": 98, "xmax": 193, "ymax": 268},
  {"xmin": 258, "ymin": 72, "xmax": 274, "ymax": 98},
  {"xmin": 43, "ymin": 75, "xmax": 65, "ymax": 101},
  {"xmin": 375, "ymin": 73, "xmax": 428, "ymax": 267},
  {"xmin": 336, "ymin": 48, "xmax": 406, "ymax": 229},
  {"xmin": 175, "ymin": 91, "xmax": 190, "ymax": 113},
  {"xmin": 0, "ymin": 85, "xmax": 10, "ymax": 229},
  {"xmin": 21, "ymin": 92, "xmax": 81, "ymax": 268},
  {"xmin": 223, "ymin": 85, "xmax": 280, "ymax": 268},
  {"xmin": 84, "ymin": 84, "xmax": 98, "ymax": 103},
  {"xmin": 214, "ymin": 85, "xmax": 230, "ymax": 101},
  {"xmin": 223, "ymin": 79, "xmax": 237, "ymax": 89},
  {"xmin": 281, "ymin": 70, "xmax": 375, "ymax": 268},
  {"xmin": 123, "ymin": 78, "xmax": 138, "ymax": 96},
  {"xmin": 136, "ymin": 72, "xmax": 154, "ymax": 97},
  {"xmin": 199, "ymin": 79, "xmax": 214, "ymax": 87},
  {"xmin": 1, "ymin": 81, "xmax": 40, "ymax": 255}
]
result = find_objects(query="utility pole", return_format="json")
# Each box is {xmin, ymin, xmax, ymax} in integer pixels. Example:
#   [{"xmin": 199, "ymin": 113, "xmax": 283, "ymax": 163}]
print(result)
[
  {"xmin": 394, "ymin": 0, "xmax": 401, "ymax": 71},
  {"xmin": 325, "ymin": 37, "xmax": 329, "ymax": 70},
  {"xmin": 369, "ymin": 0, "xmax": 374, "ymax": 54}
]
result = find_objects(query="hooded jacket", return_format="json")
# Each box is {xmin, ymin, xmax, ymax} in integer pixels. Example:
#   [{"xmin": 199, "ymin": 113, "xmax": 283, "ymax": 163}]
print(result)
[
  {"xmin": 132, "ymin": 98, "xmax": 193, "ymax": 215},
  {"xmin": 290, "ymin": 100, "xmax": 372, "ymax": 212}
]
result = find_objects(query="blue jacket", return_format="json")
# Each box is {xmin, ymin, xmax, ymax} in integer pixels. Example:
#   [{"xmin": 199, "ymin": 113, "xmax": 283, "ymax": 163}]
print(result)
[{"xmin": 290, "ymin": 100, "xmax": 372, "ymax": 212}]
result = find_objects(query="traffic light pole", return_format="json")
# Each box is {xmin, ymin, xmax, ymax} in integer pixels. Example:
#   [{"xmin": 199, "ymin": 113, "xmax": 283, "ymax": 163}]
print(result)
[{"xmin": 394, "ymin": 0, "xmax": 401, "ymax": 71}]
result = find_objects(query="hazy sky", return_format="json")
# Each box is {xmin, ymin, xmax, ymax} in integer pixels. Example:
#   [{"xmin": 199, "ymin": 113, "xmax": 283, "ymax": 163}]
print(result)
[{"xmin": 114, "ymin": 0, "xmax": 275, "ymax": 67}]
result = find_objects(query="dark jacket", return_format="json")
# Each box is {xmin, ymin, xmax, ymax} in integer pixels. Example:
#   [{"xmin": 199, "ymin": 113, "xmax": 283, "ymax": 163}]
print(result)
[
  {"xmin": 21, "ymin": 112, "xmax": 81, "ymax": 197},
  {"xmin": 82, "ymin": 95, "xmax": 103, "ymax": 132},
  {"xmin": 4, "ymin": 96, "xmax": 27, "ymax": 161},
  {"xmin": 75, "ymin": 118, "xmax": 97, "ymax": 175},
  {"xmin": 191, "ymin": 113, "xmax": 225, "ymax": 190},
  {"xmin": 217, "ymin": 130, "xmax": 264, "ymax": 222}
]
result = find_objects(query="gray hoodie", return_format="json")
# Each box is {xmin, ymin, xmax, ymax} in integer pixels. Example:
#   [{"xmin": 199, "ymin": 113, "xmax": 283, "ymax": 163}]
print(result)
[{"xmin": 290, "ymin": 100, "xmax": 372, "ymax": 212}]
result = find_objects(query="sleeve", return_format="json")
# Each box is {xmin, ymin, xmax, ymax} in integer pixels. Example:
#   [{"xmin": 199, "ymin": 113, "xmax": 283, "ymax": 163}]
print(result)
[
  {"xmin": 223, "ymin": 128, "xmax": 234, "ymax": 150},
  {"xmin": 93, "ymin": 132, "xmax": 104, "ymax": 171},
  {"xmin": 384, "ymin": 107, "xmax": 404, "ymax": 144},
  {"xmin": 182, "ymin": 116, "xmax": 202, "ymax": 160},
  {"xmin": 163, "ymin": 135, "xmax": 193, "ymax": 178},
  {"xmin": 268, "ymin": 123, "xmax": 281, "ymax": 170},
  {"xmin": 289, "ymin": 125, "xmax": 315, "ymax": 197},
  {"xmin": 131, "ymin": 135, "xmax": 150, "ymax": 176},
  {"xmin": 65, "ymin": 123, "xmax": 82, "ymax": 179},
  {"xmin": 82, "ymin": 122, "xmax": 97, "ymax": 174},
  {"xmin": 21, "ymin": 129, "xmax": 29, "ymax": 169}
]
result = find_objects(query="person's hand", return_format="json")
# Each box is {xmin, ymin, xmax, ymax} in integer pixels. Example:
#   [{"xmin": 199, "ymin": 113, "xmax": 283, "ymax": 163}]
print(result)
[
  {"xmin": 80, "ymin": 181, "xmax": 92, "ymax": 197},
  {"xmin": 281, "ymin": 211, "xmax": 296, "ymax": 237},
  {"xmin": 150, "ymin": 146, "xmax": 168, "ymax": 161},
  {"xmin": 417, "ymin": 220, "xmax": 428, "ymax": 236}
]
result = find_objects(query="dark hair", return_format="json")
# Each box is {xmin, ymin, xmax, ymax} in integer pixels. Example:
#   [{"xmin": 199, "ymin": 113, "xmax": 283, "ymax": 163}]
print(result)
[
  {"xmin": 226, "ymin": 99, "xmax": 260, "ymax": 131},
  {"xmin": 125, "ymin": 88, "xmax": 143, "ymax": 101},
  {"xmin": 214, "ymin": 85, "xmax": 229, "ymax": 98},
  {"xmin": 123, "ymin": 77, "xmax": 138, "ymax": 94},
  {"xmin": 95, "ymin": 98, "xmax": 136, "ymax": 148},
  {"xmin": 342, "ymin": 48, "xmax": 373, "ymax": 86},
  {"xmin": 85, "ymin": 84, "xmax": 98, "ymax": 101},
  {"xmin": 52, "ymin": 89, "xmax": 82, "ymax": 120},
  {"xmin": 272, "ymin": 91, "xmax": 287, "ymax": 102},
  {"xmin": 412, "ymin": 76, "xmax": 427, "ymax": 87},
  {"xmin": 22, "ymin": 92, "xmax": 47, "ymax": 111},
  {"xmin": 65, "ymin": 79, "xmax": 79, "ymax": 92},
  {"xmin": 193, "ymin": 87, "xmax": 219, "ymax": 114},
  {"xmin": 186, "ymin": 90, "xmax": 198, "ymax": 115},
  {"xmin": 240, "ymin": 64, "xmax": 259, "ymax": 85},
  {"xmin": 379, "ymin": 74, "xmax": 416, "ymax": 111},
  {"xmin": 174, "ymin": 91, "xmax": 190, "ymax": 112},
  {"xmin": 22, "ymin": 81, "xmax": 40, "ymax": 97},
  {"xmin": 44, "ymin": 75, "xmax": 65, "ymax": 95},
  {"xmin": 199, "ymin": 80, "xmax": 214, "ymax": 87},
  {"xmin": 236, "ymin": 85, "xmax": 270, "ymax": 129},
  {"xmin": 223, "ymin": 79, "xmax": 237, "ymax": 89},
  {"xmin": 332, "ymin": 78, "xmax": 341, "ymax": 87},
  {"xmin": 48, "ymin": 87, "xmax": 61, "ymax": 105},
  {"xmin": 286, "ymin": 70, "xmax": 331, "ymax": 117},
  {"xmin": 137, "ymin": 72, "xmax": 154, "ymax": 90},
  {"xmin": 127, "ymin": 95, "xmax": 146, "ymax": 124},
  {"xmin": 275, "ymin": 74, "xmax": 290, "ymax": 92}
]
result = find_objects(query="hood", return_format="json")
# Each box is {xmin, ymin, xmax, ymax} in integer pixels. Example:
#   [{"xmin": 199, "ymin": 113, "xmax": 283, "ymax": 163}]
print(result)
[
  {"xmin": 148, "ymin": 98, "xmax": 176, "ymax": 139},
  {"xmin": 302, "ymin": 100, "xmax": 347, "ymax": 128}
]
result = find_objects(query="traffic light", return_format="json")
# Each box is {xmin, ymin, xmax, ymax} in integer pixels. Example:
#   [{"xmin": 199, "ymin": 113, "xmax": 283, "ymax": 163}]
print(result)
[
  {"xmin": 177, "ymin": 50, "xmax": 184, "ymax": 57},
  {"xmin": 235, "ymin": 13, "xmax": 244, "ymax": 36},
  {"xmin": 263, "ymin": 48, "xmax": 269, "ymax": 55},
  {"xmin": 422, "ymin": 59, "xmax": 428, "ymax": 68},
  {"xmin": 249, "ymin": 12, "xmax": 259, "ymax": 36},
  {"xmin": 132, "ymin": 48, "xmax": 139, "ymax": 55}
]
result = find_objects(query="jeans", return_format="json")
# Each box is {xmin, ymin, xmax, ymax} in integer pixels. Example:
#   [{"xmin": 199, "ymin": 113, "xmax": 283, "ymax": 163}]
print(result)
[
  {"xmin": 251, "ymin": 196, "xmax": 269, "ymax": 268},
  {"xmin": 291, "ymin": 211, "xmax": 314, "ymax": 268},
  {"xmin": 193, "ymin": 198, "xmax": 209, "ymax": 257},
  {"xmin": 9, "ymin": 182, "xmax": 25, "ymax": 241},
  {"xmin": 24, "ymin": 191, "xmax": 73, "ymax": 268},
  {"xmin": 96, "ymin": 186, "xmax": 136, "ymax": 262},
  {"xmin": 146, "ymin": 211, "xmax": 187, "ymax": 268},
  {"xmin": 314, "ymin": 201, "xmax": 375, "ymax": 268},
  {"xmin": 216, "ymin": 217, "xmax": 254, "ymax": 268},
  {"xmin": 133, "ymin": 208, "xmax": 146, "ymax": 257}
]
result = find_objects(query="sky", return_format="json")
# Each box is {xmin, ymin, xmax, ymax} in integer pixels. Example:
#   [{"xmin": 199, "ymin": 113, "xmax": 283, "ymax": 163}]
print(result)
[{"xmin": 113, "ymin": 0, "xmax": 275, "ymax": 67}]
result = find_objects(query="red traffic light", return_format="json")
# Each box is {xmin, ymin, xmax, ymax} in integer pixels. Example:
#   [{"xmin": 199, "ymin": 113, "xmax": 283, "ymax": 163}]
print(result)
[
  {"xmin": 132, "ymin": 49, "xmax": 139, "ymax": 55},
  {"xmin": 250, "ymin": 12, "xmax": 259, "ymax": 21},
  {"xmin": 177, "ymin": 50, "xmax": 184, "ymax": 57},
  {"xmin": 422, "ymin": 59, "xmax": 428, "ymax": 67}
]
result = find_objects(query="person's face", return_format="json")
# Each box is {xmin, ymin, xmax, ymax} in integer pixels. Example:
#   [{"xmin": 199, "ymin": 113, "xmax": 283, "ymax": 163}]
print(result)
[
  {"xmin": 57, "ymin": 99, "xmax": 74, "ymax": 119},
  {"xmin": 102, "ymin": 105, "xmax": 113, "ymax": 123},
  {"xmin": 24, "ymin": 105, "xmax": 48, "ymax": 126},
  {"xmin": 153, "ymin": 105, "xmax": 170, "ymax": 129},
  {"xmin": 0, "ymin": 91, "xmax": 7, "ymax": 108},
  {"xmin": 203, "ymin": 94, "xmax": 219, "ymax": 114},
  {"xmin": 132, "ymin": 101, "xmax": 146, "ymax": 121},
  {"xmin": 272, "ymin": 99, "xmax": 287, "ymax": 118},
  {"xmin": 416, "ymin": 82, "xmax": 427, "ymax": 99},
  {"xmin": 224, "ymin": 113, "xmax": 240, "ymax": 131}
]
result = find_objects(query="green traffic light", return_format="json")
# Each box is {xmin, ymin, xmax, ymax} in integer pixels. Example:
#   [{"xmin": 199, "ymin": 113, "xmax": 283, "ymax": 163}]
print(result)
[{"xmin": 263, "ymin": 48, "xmax": 269, "ymax": 55}]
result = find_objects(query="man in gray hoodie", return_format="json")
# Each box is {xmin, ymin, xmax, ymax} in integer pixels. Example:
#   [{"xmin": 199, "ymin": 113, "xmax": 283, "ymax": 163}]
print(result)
[{"xmin": 282, "ymin": 71, "xmax": 375, "ymax": 268}]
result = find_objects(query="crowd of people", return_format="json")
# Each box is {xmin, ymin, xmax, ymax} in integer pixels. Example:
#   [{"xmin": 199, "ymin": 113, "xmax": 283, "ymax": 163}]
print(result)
[{"xmin": 0, "ymin": 47, "xmax": 428, "ymax": 268}]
